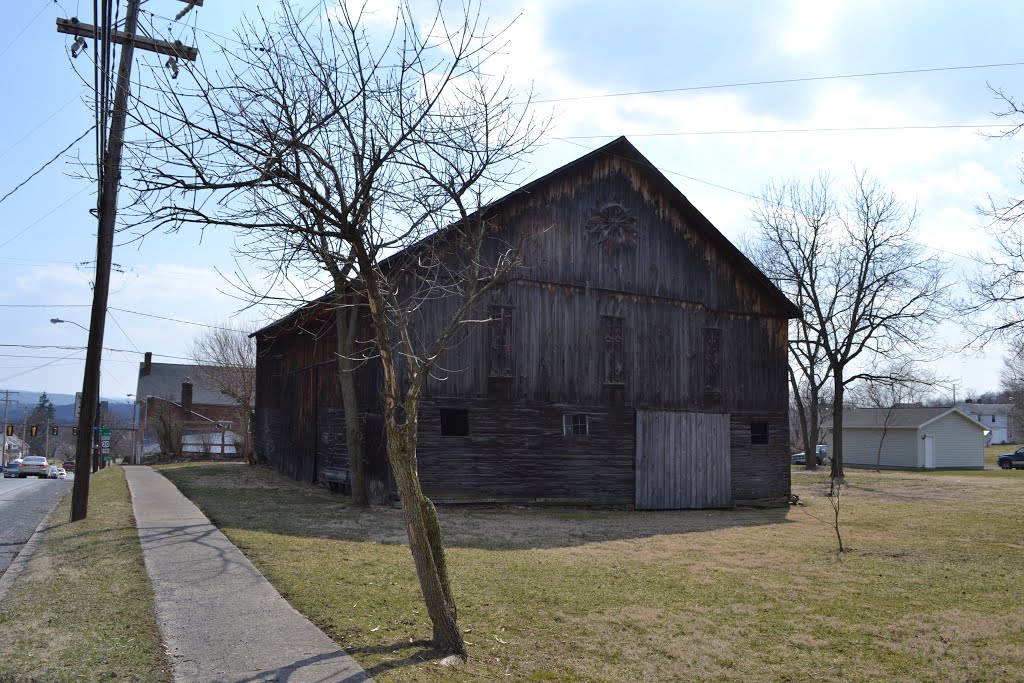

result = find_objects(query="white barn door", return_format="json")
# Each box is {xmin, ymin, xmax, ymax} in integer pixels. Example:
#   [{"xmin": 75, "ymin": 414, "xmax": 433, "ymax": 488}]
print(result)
[{"xmin": 635, "ymin": 410, "xmax": 731, "ymax": 510}]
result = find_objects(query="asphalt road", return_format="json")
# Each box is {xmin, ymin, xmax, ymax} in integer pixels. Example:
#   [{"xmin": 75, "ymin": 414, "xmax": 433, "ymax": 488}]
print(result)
[{"xmin": 0, "ymin": 475, "xmax": 72, "ymax": 577}]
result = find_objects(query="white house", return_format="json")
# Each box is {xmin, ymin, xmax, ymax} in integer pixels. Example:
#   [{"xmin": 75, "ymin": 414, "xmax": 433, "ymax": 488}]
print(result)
[
  {"xmin": 830, "ymin": 407, "xmax": 986, "ymax": 470},
  {"xmin": 955, "ymin": 402, "xmax": 1014, "ymax": 445}
]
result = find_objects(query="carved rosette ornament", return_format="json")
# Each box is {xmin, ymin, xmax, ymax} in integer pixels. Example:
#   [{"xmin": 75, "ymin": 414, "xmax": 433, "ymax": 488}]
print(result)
[{"xmin": 586, "ymin": 203, "xmax": 638, "ymax": 252}]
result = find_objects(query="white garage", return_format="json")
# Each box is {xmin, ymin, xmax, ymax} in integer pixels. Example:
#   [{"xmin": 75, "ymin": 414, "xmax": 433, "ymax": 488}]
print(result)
[{"xmin": 833, "ymin": 407, "xmax": 986, "ymax": 470}]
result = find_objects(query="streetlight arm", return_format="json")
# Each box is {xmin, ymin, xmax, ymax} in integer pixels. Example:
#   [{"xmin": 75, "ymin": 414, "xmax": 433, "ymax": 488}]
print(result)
[{"xmin": 50, "ymin": 318, "xmax": 89, "ymax": 332}]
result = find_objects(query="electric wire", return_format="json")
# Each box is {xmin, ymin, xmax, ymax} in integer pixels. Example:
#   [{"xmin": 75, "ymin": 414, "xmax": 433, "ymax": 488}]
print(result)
[
  {"xmin": 0, "ymin": 184, "xmax": 93, "ymax": 249},
  {"xmin": 0, "ymin": 88, "xmax": 90, "ymax": 161},
  {"xmin": 532, "ymin": 60, "xmax": 1024, "ymax": 104},
  {"xmin": 0, "ymin": 0, "xmax": 53, "ymax": 61},
  {"xmin": 554, "ymin": 123, "xmax": 1010, "ymax": 140},
  {"xmin": 0, "ymin": 127, "xmax": 94, "ymax": 206}
]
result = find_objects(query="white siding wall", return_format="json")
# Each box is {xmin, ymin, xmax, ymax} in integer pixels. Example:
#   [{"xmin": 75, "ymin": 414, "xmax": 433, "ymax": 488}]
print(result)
[
  {"xmin": 842, "ymin": 428, "xmax": 920, "ymax": 468},
  {"xmin": 921, "ymin": 413, "xmax": 985, "ymax": 468}
]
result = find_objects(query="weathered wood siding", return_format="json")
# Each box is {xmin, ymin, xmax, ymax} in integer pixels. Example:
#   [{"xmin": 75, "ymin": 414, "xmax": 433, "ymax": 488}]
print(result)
[
  {"xmin": 635, "ymin": 410, "xmax": 731, "ymax": 509},
  {"xmin": 493, "ymin": 159, "xmax": 786, "ymax": 318},
  {"xmin": 729, "ymin": 413, "xmax": 790, "ymax": 506},
  {"xmin": 414, "ymin": 396, "xmax": 635, "ymax": 504},
  {"xmin": 420, "ymin": 283, "xmax": 788, "ymax": 413}
]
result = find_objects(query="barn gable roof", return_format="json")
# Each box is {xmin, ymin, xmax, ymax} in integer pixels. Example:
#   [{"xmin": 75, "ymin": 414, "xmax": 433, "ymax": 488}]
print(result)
[
  {"xmin": 841, "ymin": 407, "xmax": 988, "ymax": 431},
  {"xmin": 255, "ymin": 136, "xmax": 800, "ymax": 338}
]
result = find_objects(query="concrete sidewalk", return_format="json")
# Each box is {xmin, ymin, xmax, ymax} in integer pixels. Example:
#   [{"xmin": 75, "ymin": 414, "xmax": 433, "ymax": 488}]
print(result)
[{"xmin": 126, "ymin": 466, "xmax": 372, "ymax": 683}]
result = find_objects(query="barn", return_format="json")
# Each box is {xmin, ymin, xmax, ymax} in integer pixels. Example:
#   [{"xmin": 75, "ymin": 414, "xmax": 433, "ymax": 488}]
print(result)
[
  {"xmin": 252, "ymin": 137, "xmax": 800, "ymax": 509},
  {"xmin": 833, "ymin": 407, "xmax": 986, "ymax": 470}
]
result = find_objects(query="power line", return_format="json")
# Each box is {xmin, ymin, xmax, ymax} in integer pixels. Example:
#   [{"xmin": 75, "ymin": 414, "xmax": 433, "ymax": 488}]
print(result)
[
  {"xmin": 0, "ymin": 304, "xmax": 246, "ymax": 331},
  {"xmin": 0, "ymin": 304, "xmax": 92, "ymax": 308},
  {"xmin": 108, "ymin": 307, "xmax": 240, "ymax": 331},
  {"xmin": 0, "ymin": 0, "xmax": 52, "ymax": 61},
  {"xmin": 553, "ymin": 138, "xmax": 991, "ymax": 266},
  {"xmin": 0, "ymin": 126, "xmax": 94, "ymax": 206},
  {"xmin": 555, "ymin": 123, "xmax": 1008, "ymax": 140},
  {"xmin": 0, "ymin": 184, "xmax": 93, "ymax": 249},
  {"xmin": 532, "ymin": 60, "xmax": 1024, "ymax": 104},
  {"xmin": 0, "ymin": 344, "xmax": 193, "ymax": 361},
  {"xmin": 0, "ymin": 88, "xmax": 89, "ymax": 160},
  {"xmin": 0, "ymin": 350, "xmax": 83, "ymax": 384}
]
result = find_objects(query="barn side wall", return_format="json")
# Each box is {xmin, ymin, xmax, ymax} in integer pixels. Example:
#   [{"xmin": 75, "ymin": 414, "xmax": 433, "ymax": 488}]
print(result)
[{"xmin": 414, "ymin": 396, "xmax": 635, "ymax": 504}]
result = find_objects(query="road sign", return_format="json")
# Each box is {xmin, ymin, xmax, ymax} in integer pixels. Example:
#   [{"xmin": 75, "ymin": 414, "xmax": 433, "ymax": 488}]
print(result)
[
  {"xmin": 100, "ymin": 428, "xmax": 112, "ymax": 438},
  {"xmin": 74, "ymin": 392, "xmax": 82, "ymax": 419}
]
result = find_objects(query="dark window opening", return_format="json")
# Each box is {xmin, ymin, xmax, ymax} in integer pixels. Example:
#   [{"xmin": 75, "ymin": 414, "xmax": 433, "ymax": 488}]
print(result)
[
  {"xmin": 439, "ymin": 408, "xmax": 469, "ymax": 437},
  {"xmin": 563, "ymin": 413, "xmax": 589, "ymax": 436},
  {"xmin": 750, "ymin": 422, "xmax": 769, "ymax": 445}
]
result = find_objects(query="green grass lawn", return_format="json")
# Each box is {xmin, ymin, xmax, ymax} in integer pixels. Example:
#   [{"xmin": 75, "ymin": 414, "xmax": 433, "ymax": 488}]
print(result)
[
  {"xmin": 0, "ymin": 467, "xmax": 171, "ymax": 683},
  {"xmin": 157, "ymin": 462, "xmax": 1024, "ymax": 682}
]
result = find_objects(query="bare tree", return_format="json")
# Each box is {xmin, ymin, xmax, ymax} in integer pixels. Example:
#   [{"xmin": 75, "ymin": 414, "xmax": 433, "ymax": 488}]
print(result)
[
  {"xmin": 148, "ymin": 397, "xmax": 183, "ymax": 459},
  {"xmin": 746, "ymin": 177, "xmax": 834, "ymax": 471},
  {"xmin": 187, "ymin": 324, "xmax": 257, "ymax": 464},
  {"xmin": 125, "ymin": 0, "xmax": 544, "ymax": 658},
  {"xmin": 999, "ymin": 337, "xmax": 1024, "ymax": 441},
  {"xmin": 968, "ymin": 86, "xmax": 1024, "ymax": 340},
  {"xmin": 848, "ymin": 362, "xmax": 939, "ymax": 470},
  {"xmin": 749, "ymin": 173, "xmax": 950, "ymax": 479}
]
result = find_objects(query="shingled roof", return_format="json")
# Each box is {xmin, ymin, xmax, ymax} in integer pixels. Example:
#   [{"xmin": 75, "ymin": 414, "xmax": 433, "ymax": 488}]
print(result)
[
  {"xmin": 136, "ymin": 361, "xmax": 238, "ymax": 407},
  {"xmin": 841, "ymin": 407, "xmax": 987, "ymax": 430}
]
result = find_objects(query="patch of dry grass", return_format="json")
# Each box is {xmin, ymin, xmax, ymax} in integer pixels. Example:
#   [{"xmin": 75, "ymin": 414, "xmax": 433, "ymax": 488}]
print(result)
[
  {"xmin": 158, "ymin": 462, "xmax": 1024, "ymax": 682},
  {"xmin": 0, "ymin": 466, "xmax": 171, "ymax": 682}
]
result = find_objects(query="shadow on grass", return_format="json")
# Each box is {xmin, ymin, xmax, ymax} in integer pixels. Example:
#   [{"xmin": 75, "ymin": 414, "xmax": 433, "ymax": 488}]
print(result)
[
  {"xmin": 343, "ymin": 639, "xmax": 444, "ymax": 677},
  {"xmin": 158, "ymin": 463, "xmax": 793, "ymax": 551}
]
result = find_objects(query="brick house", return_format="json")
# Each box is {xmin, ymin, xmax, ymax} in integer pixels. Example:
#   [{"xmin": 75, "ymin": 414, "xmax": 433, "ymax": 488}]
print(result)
[{"xmin": 135, "ymin": 352, "xmax": 244, "ymax": 460}]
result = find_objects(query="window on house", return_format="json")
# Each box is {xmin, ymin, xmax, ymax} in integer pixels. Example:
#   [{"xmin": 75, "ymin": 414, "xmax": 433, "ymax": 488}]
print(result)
[
  {"xmin": 703, "ymin": 327, "xmax": 722, "ymax": 393},
  {"xmin": 488, "ymin": 306, "xmax": 514, "ymax": 378},
  {"xmin": 563, "ymin": 413, "xmax": 589, "ymax": 436},
  {"xmin": 750, "ymin": 422, "xmax": 769, "ymax": 445},
  {"xmin": 992, "ymin": 415, "xmax": 996, "ymax": 423},
  {"xmin": 602, "ymin": 316, "xmax": 625, "ymax": 385},
  {"xmin": 439, "ymin": 408, "xmax": 469, "ymax": 436}
]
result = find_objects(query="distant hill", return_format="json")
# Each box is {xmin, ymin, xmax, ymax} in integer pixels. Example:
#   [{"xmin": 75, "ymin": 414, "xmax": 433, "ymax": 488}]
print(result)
[{"xmin": 2, "ymin": 390, "xmax": 134, "ymax": 425}]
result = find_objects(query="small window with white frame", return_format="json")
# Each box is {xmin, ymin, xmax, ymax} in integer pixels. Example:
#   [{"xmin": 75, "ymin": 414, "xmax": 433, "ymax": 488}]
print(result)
[{"xmin": 563, "ymin": 413, "xmax": 589, "ymax": 436}]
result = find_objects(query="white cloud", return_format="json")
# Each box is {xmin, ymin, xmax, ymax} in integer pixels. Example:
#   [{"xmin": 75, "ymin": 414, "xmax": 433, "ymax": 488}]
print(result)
[{"xmin": 780, "ymin": 0, "xmax": 844, "ymax": 55}]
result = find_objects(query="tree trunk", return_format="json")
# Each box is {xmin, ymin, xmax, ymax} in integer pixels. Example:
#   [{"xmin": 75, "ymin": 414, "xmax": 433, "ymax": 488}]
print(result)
[
  {"xmin": 334, "ymin": 306, "xmax": 367, "ymax": 506},
  {"xmin": 831, "ymin": 371, "xmax": 845, "ymax": 479},
  {"xmin": 241, "ymin": 407, "xmax": 256, "ymax": 465},
  {"xmin": 387, "ymin": 417, "xmax": 466, "ymax": 657},
  {"xmin": 805, "ymin": 398, "xmax": 820, "ymax": 471}
]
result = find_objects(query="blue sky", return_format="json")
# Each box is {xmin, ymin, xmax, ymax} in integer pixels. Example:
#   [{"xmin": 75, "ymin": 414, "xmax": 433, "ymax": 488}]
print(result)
[{"xmin": 2, "ymin": 0, "xmax": 1023, "ymax": 402}]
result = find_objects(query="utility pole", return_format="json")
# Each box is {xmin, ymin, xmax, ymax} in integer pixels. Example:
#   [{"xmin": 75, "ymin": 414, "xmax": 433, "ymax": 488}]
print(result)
[
  {"xmin": 59, "ymin": 0, "xmax": 198, "ymax": 521},
  {"xmin": 1, "ymin": 390, "xmax": 17, "ymax": 466}
]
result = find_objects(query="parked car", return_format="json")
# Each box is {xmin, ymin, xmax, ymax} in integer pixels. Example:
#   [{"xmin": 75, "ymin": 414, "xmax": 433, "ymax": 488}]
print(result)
[
  {"xmin": 62, "ymin": 460, "xmax": 76, "ymax": 473},
  {"xmin": 18, "ymin": 456, "xmax": 49, "ymax": 478},
  {"xmin": 4, "ymin": 459, "xmax": 24, "ymax": 478},
  {"xmin": 791, "ymin": 444, "xmax": 829, "ymax": 466},
  {"xmin": 997, "ymin": 447, "xmax": 1024, "ymax": 470}
]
